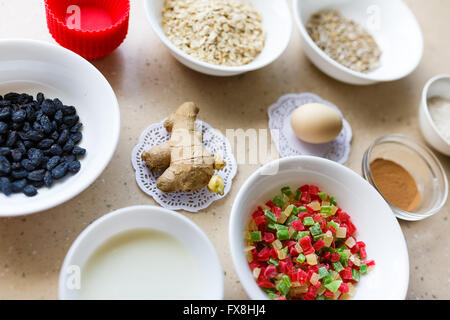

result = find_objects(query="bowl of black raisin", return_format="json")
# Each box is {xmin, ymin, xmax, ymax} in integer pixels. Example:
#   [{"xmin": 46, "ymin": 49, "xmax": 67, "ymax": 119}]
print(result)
[{"xmin": 0, "ymin": 40, "xmax": 120, "ymax": 216}]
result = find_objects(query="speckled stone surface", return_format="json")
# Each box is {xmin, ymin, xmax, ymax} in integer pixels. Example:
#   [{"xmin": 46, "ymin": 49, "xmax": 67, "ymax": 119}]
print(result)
[{"xmin": 0, "ymin": 0, "xmax": 448, "ymax": 300}]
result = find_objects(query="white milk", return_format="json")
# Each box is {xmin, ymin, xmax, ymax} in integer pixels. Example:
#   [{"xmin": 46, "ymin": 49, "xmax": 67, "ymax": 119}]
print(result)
[{"xmin": 78, "ymin": 229, "xmax": 204, "ymax": 300}]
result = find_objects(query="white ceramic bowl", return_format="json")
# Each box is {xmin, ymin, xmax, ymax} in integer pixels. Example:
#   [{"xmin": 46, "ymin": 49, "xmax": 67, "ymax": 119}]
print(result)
[
  {"xmin": 0, "ymin": 39, "xmax": 120, "ymax": 217},
  {"xmin": 419, "ymin": 75, "xmax": 450, "ymax": 156},
  {"xmin": 59, "ymin": 205, "xmax": 223, "ymax": 300},
  {"xmin": 144, "ymin": 0, "xmax": 292, "ymax": 76},
  {"xmin": 229, "ymin": 156, "xmax": 409, "ymax": 300},
  {"xmin": 293, "ymin": 0, "xmax": 423, "ymax": 85}
]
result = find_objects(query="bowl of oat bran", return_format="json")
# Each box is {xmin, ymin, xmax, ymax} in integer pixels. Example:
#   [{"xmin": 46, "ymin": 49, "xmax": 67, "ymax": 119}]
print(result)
[
  {"xmin": 144, "ymin": 0, "xmax": 292, "ymax": 76},
  {"xmin": 293, "ymin": 0, "xmax": 423, "ymax": 85}
]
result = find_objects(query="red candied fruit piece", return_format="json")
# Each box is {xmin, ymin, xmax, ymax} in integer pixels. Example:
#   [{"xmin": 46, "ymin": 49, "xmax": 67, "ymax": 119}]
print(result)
[
  {"xmin": 249, "ymin": 261, "xmax": 260, "ymax": 270},
  {"xmin": 272, "ymin": 206, "xmax": 282, "ymax": 219},
  {"xmin": 323, "ymin": 290, "xmax": 335, "ymax": 298},
  {"xmin": 257, "ymin": 247, "xmax": 271, "ymax": 261},
  {"xmin": 264, "ymin": 265, "xmax": 277, "ymax": 279},
  {"xmin": 285, "ymin": 240, "xmax": 297, "ymax": 248},
  {"xmin": 263, "ymin": 232, "xmax": 275, "ymax": 243},
  {"xmin": 360, "ymin": 247, "xmax": 368, "ymax": 260},
  {"xmin": 313, "ymin": 239, "xmax": 325, "ymax": 251},
  {"xmin": 275, "ymin": 296, "xmax": 287, "ymax": 300},
  {"xmin": 346, "ymin": 221, "xmax": 357, "ymax": 235},
  {"xmin": 265, "ymin": 200, "xmax": 274, "ymax": 208},
  {"xmin": 337, "ymin": 211, "xmax": 350, "ymax": 222},
  {"xmin": 350, "ymin": 243, "xmax": 360, "ymax": 254},
  {"xmin": 258, "ymin": 279, "xmax": 275, "ymax": 288},
  {"xmin": 327, "ymin": 226, "xmax": 337, "ymax": 234},
  {"xmin": 340, "ymin": 267, "xmax": 353, "ymax": 280},
  {"xmin": 331, "ymin": 252, "xmax": 340, "ymax": 262},
  {"xmin": 299, "ymin": 236, "xmax": 313, "ymax": 251},
  {"xmin": 290, "ymin": 247, "xmax": 299, "ymax": 256},
  {"xmin": 309, "ymin": 185, "xmax": 319, "ymax": 196},
  {"xmin": 291, "ymin": 220, "xmax": 305, "ymax": 231},
  {"xmin": 305, "ymin": 205, "xmax": 315, "ymax": 214},
  {"xmin": 357, "ymin": 241, "xmax": 366, "ymax": 248},
  {"xmin": 339, "ymin": 282, "xmax": 349, "ymax": 294},
  {"xmin": 366, "ymin": 260, "xmax": 376, "ymax": 267},
  {"xmin": 254, "ymin": 215, "xmax": 266, "ymax": 226},
  {"xmin": 252, "ymin": 207, "xmax": 264, "ymax": 219},
  {"xmin": 306, "ymin": 284, "xmax": 318, "ymax": 298},
  {"xmin": 297, "ymin": 270, "xmax": 308, "ymax": 284},
  {"xmin": 299, "ymin": 185, "xmax": 310, "ymax": 192},
  {"xmin": 270, "ymin": 247, "xmax": 278, "ymax": 259},
  {"xmin": 298, "ymin": 211, "xmax": 310, "ymax": 220},
  {"xmin": 301, "ymin": 191, "xmax": 309, "ymax": 203},
  {"xmin": 313, "ymin": 213, "xmax": 322, "ymax": 222},
  {"xmin": 322, "ymin": 251, "xmax": 331, "ymax": 261}
]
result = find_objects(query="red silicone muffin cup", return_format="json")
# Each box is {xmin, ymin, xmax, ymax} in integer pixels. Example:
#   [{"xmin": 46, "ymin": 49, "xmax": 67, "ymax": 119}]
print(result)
[{"xmin": 45, "ymin": 0, "xmax": 130, "ymax": 60}]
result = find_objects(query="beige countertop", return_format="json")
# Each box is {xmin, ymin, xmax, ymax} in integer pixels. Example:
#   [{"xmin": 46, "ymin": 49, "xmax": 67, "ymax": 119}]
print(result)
[{"xmin": 0, "ymin": 0, "xmax": 449, "ymax": 300}]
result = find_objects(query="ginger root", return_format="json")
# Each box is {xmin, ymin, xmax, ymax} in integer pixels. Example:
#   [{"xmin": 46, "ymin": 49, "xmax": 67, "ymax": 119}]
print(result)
[{"xmin": 142, "ymin": 102, "xmax": 226, "ymax": 194}]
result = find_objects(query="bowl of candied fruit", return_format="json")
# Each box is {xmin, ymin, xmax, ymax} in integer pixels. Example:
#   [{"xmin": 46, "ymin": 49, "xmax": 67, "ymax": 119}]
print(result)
[{"xmin": 229, "ymin": 156, "xmax": 409, "ymax": 300}]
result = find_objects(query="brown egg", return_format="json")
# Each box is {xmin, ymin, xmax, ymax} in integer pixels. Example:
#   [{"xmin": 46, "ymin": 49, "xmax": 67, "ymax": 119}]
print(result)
[{"xmin": 290, "ymin": 103, "xmax": 343, "ymax": 144}]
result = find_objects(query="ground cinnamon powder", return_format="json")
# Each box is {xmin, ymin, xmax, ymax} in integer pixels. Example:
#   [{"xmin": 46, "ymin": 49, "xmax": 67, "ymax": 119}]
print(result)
[{"xmin": 370, "ymin": 158, "xmax": 421, "ymax": 212}]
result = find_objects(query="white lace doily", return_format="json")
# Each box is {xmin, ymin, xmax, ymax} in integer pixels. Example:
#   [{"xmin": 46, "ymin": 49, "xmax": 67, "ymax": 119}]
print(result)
[
  {"xmin": 268, "ymin": 93, "xmax": 352, "ymax": 164},
  {"xmin": 131, "ymin": 120, "xmax": 237, "ymax": 212}
]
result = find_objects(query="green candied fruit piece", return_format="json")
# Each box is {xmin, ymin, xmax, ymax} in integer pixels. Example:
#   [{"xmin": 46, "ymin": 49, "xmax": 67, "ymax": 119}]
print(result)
[
  {"xmin": 264, "ymin": 210, "xmax": 277, "ymax": 224},
  {"xmin": 359, "ymin": 264, "xmax": 368, "ymax": 274},
  {"xmin": 273, "ymin": 195, "xmax": 286, "ymax": 208},
  {"xmin": 268, "ymin": 258, "xmax": 279, "ymax": 267},
  {"xmin": 327, "ymin": 220, "xmax": 339, "ymax": 229},
  {"xmin": 267, "ymin": 223, "xmax": 276, "ymax": 231},
  {"xmin": 267, "ymin": 292, "xmax": 279, "ymax": 300},
  {"xmin": 286, "ymin": 214, "xmax": 300, "ymax": 225},
  {"xmin": 296, "ymin": 206, "xmax": 308, "ymax": 213},
  {"xmin": 274, "ymin": 224, "xmax": 288, "ymax": 231},
  {"xmin": 303, "ymin": 217, "xmax": 315, "ymax": 226},
  {"xmin": 318, "ymin": 192, "xmax": 328, "ymax": 201},
  {"xmin": 332, "ymin": 261, "xmax": 344, "ymax": 273},
  {"xmin": 329, "ymin": 196, "xmax": 338, "ymax": 206},
  {"xmin": 294, "ymin": 189, "xmax": 302, "ymax": 201},
  {"xmin": 352, "ymin": 268, "xmax": 360, "ymax": 282},
  {"xmin": 297, "ymin": 254, "xmax": 306, "ymax": 264},
  {"xmin": 250, "ymin": 231, "xmax": 262, "ymax": 242},
  {"xmin": 320, "ymin": 206, "xmax": 333, "ymax": 214},
  {"xmin": 281, "ymin": 186, "xmax": 292, "ymax": 197},
  {"xmin": 277, "ymin": 229, "xmax": 290, "ymax": 241},
  {"xmin": 276, "ymin": 275, "xmax": 291, "ymax": 296},
  {"xmin": 313, "ymin": 233, "xmax": 324, "ymax": 241},
  {"xmin": 318, "ymin": 267, "xmax": 329, "ymax": 279},
  {"xmin": 324, "ymin": 280, "xmax": 342, "ymax": 293},
  {"xmin": 310, "ymin": 223, "xmax": 322, "ymax": 236},
  {"xmin": 316, "ymin": 295, "xmax": 325, "ymax": 300},
  {"xmin": 295, "ymin": 231, "xmax": 310, "ymax": 240}
]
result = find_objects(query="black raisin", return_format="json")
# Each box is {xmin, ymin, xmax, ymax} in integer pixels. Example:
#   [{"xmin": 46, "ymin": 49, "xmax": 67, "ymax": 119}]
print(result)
[
  {"xmin": 21, "ymin": 159, "xmax": 36, "ymax": 172},
  {"xmin": 62, "ymin": 105, "xmax": 76, "ymax": 115},
  {"xmin": 11, "ymin": 109, "xmax": 27, "ymax": 123},
  {"xmin": 36, "ymin": 92, "xmax": 44, "ymax": 104},
  {"xmin": 41, "ymin": 99, "xmax": 56, "ymax": 117},
  {"xmin": 63, "ymin": 115, "xmax": 79, "ymax": 127},
  {"xmin": 11, "ymin": 170, "xmax": 28, "ymax": 180},
  {"xmin": 72, "ymin": 146, "xmax": 86, "ymax": 156},
  {"xmin": 57, "ymin": 129, "xmax": 69, "ymax": 145},
  {"xmin": 11, "ymin": 178, "xmax": 27, "ymax": 193},
  {"xmin": 52, "ymin": 162, "xmax": 68, "ymax": 180},
  {"xmin": 0, "ymin": 147, "xmax": 10, "ymax": 156},
  {"xmin": 0, "ymin": 107, "xmax": 11, "ymax": 120},
  {"xmin": 44, "ymin": 170, "xmax": 53, "ymax": 187},
  {"xmin": 46, "ymin": 156, "xmax": 60, "ymax": 170},
  {"xmin": 70, "ymin": 122, "xmax": 83, "ymax": 133},
  {"xmin": 0, "ymin": 177, "xmax": 12, "ymax": 196},
  {"xmin": 0, "ymin": 121, "xmax": 8, "ymax": 134},
  {"xmin": 68, "ymin": 160, "xmax": 81, "ymax": 174},
  {"xmin": 23, "ymin": 185, "xmax": 37, "ymax": 197},
  {"xmin": 63, "ymin": 139, "xmax": 75, "ymax": 153},
  {"xmin": 37, "ymin": 138, "xmax": 54, "ymax": 149},
  {"xmin": 10, "ymin": 149, "xmax": 22, "ymax": 162},
  {"xmin": 70, "ymin": 132, "xmax": 82, "ymax": 144},
  {"xmin": 40, "ymin": 115, "xmax": 52, "ymax": 134},
  {"xmin": 0, "ymin": 155, "xmax": 11, "ymax": 175},
  {"xmin": 5, "ymin": 131, "xmax": 17, "ymax": 147},
  {"xmin": 48, "ymin": 144, "xmax": 63, "ymax": 156},
  {"xmin": 27, "ymin": 169, "xmax": 45, "ymax": 182}
]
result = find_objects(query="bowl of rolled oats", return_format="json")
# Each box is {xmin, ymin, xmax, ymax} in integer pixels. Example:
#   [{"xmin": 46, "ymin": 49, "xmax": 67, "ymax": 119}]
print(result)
[
  {"xmin": 144, "ymin": 0, "xmax": 292, "ymax": 76},
  {"xmin": 293, "ymin": 0, "xmax": 423, "ymax": 85}
]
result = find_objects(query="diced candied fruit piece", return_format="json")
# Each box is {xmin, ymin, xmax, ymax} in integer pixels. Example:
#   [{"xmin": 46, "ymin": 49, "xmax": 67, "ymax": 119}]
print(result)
[
  {"xmin": 263, "ymin": 232, "xmax": 275, "ymax": 243},
  {"xmin": 264, "ymin": 265, "xmax": 277, "ymax": 279},
  {"xmin": 357, "ymin": 241, "xmax": 366, "ymax": 248},
  {"xmin": 308, "ymin": 185, "xmax": 319, "ymax": 196},
  {"xmin": 310, "ymin": 201, "xmax": 321, "ymax": 211},
  {"xmin": 310, "ymin": 272, "xmax": 320, "ymax": 285},
  {"xmin": 323, "ymin": 231, "xmax": 333, "ymax": 247},
  {"xmin": 272, "ymin": 206, "xmax": 282, "ymax": 219},
  {"xmin": 345, "ymin": 236, "xmax": 356, "ymax": 248},
  {"xmin": 306, "ymin": 253, "xmax": 318, "ymax": 266},
  {"xmin": 340, "ymin": 267, "xmax": 353, "ymax": 280},
  {"xmin": 313, "ymin": 239, "xmax": 325, "ymax": 251},
  {"xmin": 254, "ymin": 215, "xmax": 266, "ymax": 225},
  {"xmin": 272, "ymin": 239, "xmax": 282, "ymax": 250},
  {"xmin": 258, "ymin": 279, "xmax": 275, "ymax": 288},
  {"xmin": 336, "ymin": 227, "xmax": 347, "ymax": 238},
  {"xmin": 291, "ymin": 220, "xmax": 305, "ymax": 231},
  {"xmin": 253, "ymin": 267, "xmax": 261, "ymax": 279},
  {"xmin": 360, "ymin": 247, "xmax": 368, "ymax": 259},
  {"xmin": 331, "ymin": 252, "xmax": 340, "ymax": 262}
]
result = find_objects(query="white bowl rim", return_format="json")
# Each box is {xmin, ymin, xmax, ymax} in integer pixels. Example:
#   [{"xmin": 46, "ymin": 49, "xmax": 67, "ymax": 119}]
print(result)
[
  {"xmin": 58, "ymin": 205, "xmax": 224, "ymax": 299},
  {"xmin": 229, "ymin": 155, "xmax": 409, "ymax": 300},
  {"xmin": 421, "ymin": 74, "xmax": 450, "ymax": 146},
  {"xmin": 292, "ymin": 0, "xmax": 424, "ymax": 82},
  {"xmin": 144, "ymin": 0, "xmax": 293, "ymax": 73},
  {"xmin": 0, "ymin": 38, "xmax": 120, "ymax": 217}
]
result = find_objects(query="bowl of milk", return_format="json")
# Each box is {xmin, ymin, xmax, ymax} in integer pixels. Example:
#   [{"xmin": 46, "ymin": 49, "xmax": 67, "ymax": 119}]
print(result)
[{"xmin": 59, "ymin": 206, "xmax": 223, "ymax": 300}]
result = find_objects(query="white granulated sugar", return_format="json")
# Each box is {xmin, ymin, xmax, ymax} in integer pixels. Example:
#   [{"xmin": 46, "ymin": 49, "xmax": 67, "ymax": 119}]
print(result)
[
  {"xmin": 162, "ymin": 0, "xmax": 265, "ymax": 66},
  {"xmin": 427, "ymin": 96, "xmax": 450, "ymax": 143}
]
